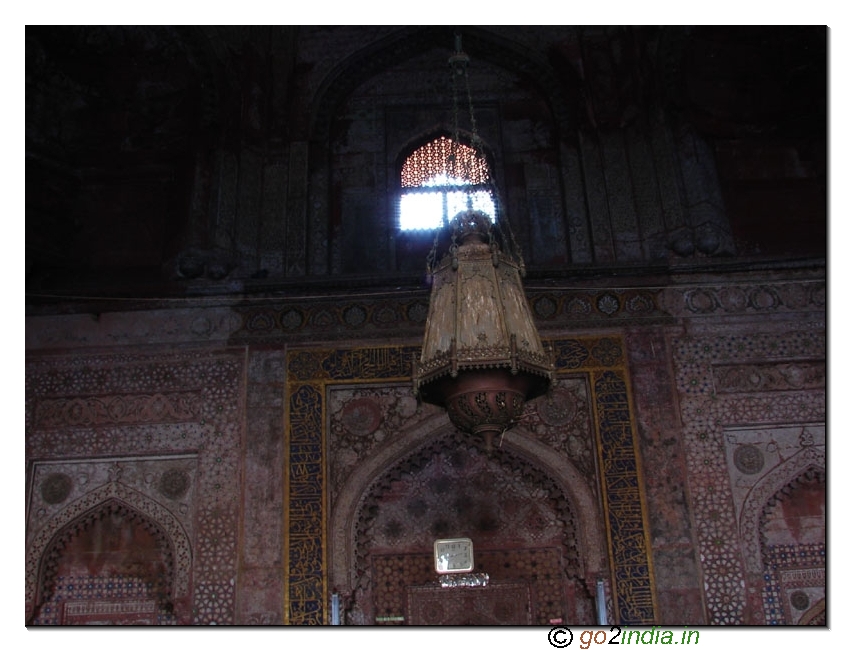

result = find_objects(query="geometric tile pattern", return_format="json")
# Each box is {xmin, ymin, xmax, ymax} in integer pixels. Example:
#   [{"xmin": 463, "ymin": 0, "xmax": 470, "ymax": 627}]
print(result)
[
  {"xmin": 728, "ymin": 428, "xmax": 825, "ymax": 582},
  {"xmin": 761, "ymin": 544, "xmax": 825, "ymax": 625},
  {"xmin": 326, "ymin": 377, "xmax": 597, "ymax": 500},
  {"xmin": 351, "ymin": 438, "xmax": 589, "ymax": 625},
  {"xmin": 285, "ymin": 336, "xmax": 657, "ymax": 625},
  {"xmin": 25, "ymin": 349, "xmax": 245, "ymax": 625},
  {"xmin": 671, "ymin": 328, "xmax": 825, "ymax": 624},
  {"xmin": 32, "ymin": 575, "xmax": 176, "ymax": 625},
  {"xmin": 26, "ymin": 477, "xmax": 191, "ymax": 624},
  {"xmin": 406, "ymin": 579, "xmax": 533, "ymax": 625},
  {"xmin": 327, "ymin": 384, "xmax": 438, "ymax": 505}
]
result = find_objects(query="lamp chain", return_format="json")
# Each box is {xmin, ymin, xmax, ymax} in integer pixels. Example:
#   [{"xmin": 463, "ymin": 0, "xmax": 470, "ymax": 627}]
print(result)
[{"xmin": 426, "ymin": 31, "xmax": 527, "ymax": 276}]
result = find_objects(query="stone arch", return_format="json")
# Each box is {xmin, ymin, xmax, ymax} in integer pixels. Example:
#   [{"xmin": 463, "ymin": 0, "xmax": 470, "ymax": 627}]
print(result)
[
  {"xmin": 309, "ymin": 26, "xmax": 575, "ymax": 147},
  {"xmin": 738, "ymin": 445, "xmax": 825, "ymax": 577},
  {"xmin": 757, "ymin": 466, "xmax": 825, "ymax": 625},
  {"xmin": 758, "ymin": 466, "xmax": 825, "ymax": 551},
  {"xmin": 307, "ymin": 26, "xmax": 579, "ymax": 276},
  {"xmin": 329, "ymin": 413, "xmax": 607, "ymax": 598},
  {"xmin": 26, "ymin": 481, "xmax": 192, "ymax": 623},
  {"xmin": 735, "ymin": 445, "xmax": 824, "ymax": 624},
  {"xmin": 394, "ymin": 129, "xmax": 500, "ymax": 190}
]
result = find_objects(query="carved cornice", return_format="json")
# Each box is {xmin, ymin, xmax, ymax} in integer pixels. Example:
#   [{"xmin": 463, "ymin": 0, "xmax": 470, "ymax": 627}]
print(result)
[{"xmin": 26, "ymin": 271, "xmax": 825, "ymax": 350}]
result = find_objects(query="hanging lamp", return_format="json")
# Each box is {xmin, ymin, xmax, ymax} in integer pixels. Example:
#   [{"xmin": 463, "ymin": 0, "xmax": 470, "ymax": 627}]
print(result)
[{"xmin": 412, "ymin": 34, "xmax": 554, "ymax": 451}]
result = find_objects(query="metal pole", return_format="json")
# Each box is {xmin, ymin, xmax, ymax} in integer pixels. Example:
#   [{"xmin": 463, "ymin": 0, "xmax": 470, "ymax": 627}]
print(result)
[
  {"xmin": 331, "ymin": 592, "xmax": 340, "ymax": 625},
  {"xmin": 596, "ymin": 580, "xmax": 608, "ymax": 625}
]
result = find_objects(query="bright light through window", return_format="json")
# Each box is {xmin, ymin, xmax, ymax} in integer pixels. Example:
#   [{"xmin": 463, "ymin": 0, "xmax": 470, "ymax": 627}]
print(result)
[
  {"xmin": 423, "ymin": 173, "xmax": 469, "ymax": 188},
  {"xmin": 399, "ymin": 190, "xmax": 496, "ymax": 231},
  {"xmin": 399, "ymin": 137, "xmax": 496, "ymax": 231},
  {"xmin": 399, "ymin": 193, "xmax": 443, "ymax": 230}
]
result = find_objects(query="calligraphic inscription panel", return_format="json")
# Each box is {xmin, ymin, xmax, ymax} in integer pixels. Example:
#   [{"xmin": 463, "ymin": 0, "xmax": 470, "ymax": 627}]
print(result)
[{"xmin": 285, "ymin": 337, "xmax": 656, "ymax": 625}]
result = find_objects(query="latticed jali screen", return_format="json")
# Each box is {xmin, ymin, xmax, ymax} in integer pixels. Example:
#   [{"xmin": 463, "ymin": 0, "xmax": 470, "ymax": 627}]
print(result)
[
  {"xmin": 371, "ymin": 547, "xmax": 592, "ymax": 625},
  {"xmin": 401, "ymin": 136, "xmax": 490, "ymax": 186}
]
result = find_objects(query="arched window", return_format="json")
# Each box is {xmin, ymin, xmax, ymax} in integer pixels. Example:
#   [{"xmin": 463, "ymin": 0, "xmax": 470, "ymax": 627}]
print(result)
[{"xmin": 398, "ymin": 136, "xmax": 496, "ymax": 231}]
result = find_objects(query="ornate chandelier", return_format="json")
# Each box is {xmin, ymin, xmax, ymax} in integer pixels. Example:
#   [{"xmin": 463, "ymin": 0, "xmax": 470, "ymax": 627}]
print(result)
[{"xmin": 412, "ymin": 35, "xmax": 554, "ymax": 451}]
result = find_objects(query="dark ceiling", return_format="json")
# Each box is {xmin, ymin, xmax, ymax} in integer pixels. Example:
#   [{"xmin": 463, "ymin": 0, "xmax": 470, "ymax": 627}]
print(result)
[{"xmin": 26, "ymin": 26, "xmax": 827, "ymax": 300}]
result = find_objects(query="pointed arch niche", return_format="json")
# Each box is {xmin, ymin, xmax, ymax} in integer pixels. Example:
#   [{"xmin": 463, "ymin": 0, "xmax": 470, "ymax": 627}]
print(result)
[
  {"xmin": 330, "ymin": 420, "xmax": 606, "ymax": 625},
  {"xmin": 316, "ymin": 27, "xmax": 575, "ymax": 277},
  {"xmin": 759, "ymin": 467, "xmax": 826, "ymax": 625},
  {"xmin": 283, "ymin": 336, "xmax": 657, "ymax": 624},
  {"xmin": 26, "ymin": 481, "xmax": 193, "ymax": 625},
  {"xmin": 736, "ymin": 442, "xmax": 825, "ymax": 625}
]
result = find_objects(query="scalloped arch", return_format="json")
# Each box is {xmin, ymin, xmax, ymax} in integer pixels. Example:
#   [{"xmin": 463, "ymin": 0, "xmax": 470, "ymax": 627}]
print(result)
[
  {"xmin": 26, "ymin": 481, "xmax": 192, "ymax": 621},
  {"xmin": 328, "ymin": 413, "xmax": 607, "ymax": 595},
  {"xmin": 738, "ymin": 446, "xmax": 825, "ymax": 577}
]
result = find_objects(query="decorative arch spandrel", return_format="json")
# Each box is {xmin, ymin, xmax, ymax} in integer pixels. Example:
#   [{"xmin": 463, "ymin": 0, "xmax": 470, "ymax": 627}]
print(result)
[
  {"xmin": 26, "ymin": 481, "xmax": 193, "ymax": 624},
  {"xmin": 739, "ymin": 447, "xmax": 825, "ymax": 578},
  {"xmin": 284, "ymin": 336, "xmax": 657, "ymax": 625},
  {"xmin": 333, "ymin": 423, "xmax": 606, "ymax": 625}
]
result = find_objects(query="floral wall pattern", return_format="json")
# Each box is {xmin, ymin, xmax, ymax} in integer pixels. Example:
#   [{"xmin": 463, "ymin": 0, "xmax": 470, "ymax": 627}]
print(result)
[
  {"xmin": 288, "ymin": 336, "xmax": 658, "ymax": 625},
  {"xmin": 671, "ymin": 327, "xmax": 826, "ymax": 624},
  {"xmin": 26, "ymin": 349, "xmax": 245, "ymax": 624},
  {"xmin": 23, "ymin": 273, "xmax": 825, "ymax": 626}
]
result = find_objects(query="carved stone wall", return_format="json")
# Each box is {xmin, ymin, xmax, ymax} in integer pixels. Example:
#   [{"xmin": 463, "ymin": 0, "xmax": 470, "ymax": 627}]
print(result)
[
  {"xmin": 323, "ymin": 35, "xmax": 736, "ymax": 276},
  {"xmin": 671, "ymin": 324, "xmax": 825, "ymax": 624},
  {"xmin": 24, "ymin": 271, "xmax": 825, "ymax": 626},
  {"xmin": 31, "ymin": 494, "xmax": 182, "ymax": 625},
  {"xmin": 625, "ymin": 326, "xmax": 705, "ymax": 623},
  {"xmin": 27, "ymin": 27, "xmax": 825, "ymax": 295},
  {"xmin": 316, "ymin": 337, "xmax": 657, "ymax": 627},
  {"xmin": 26, "ymin": 349, "xmax": 245, "ymax": 624},
  {"xmin": 25, "ymin": 24, "xmax": 826, "ymax": 628}
]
